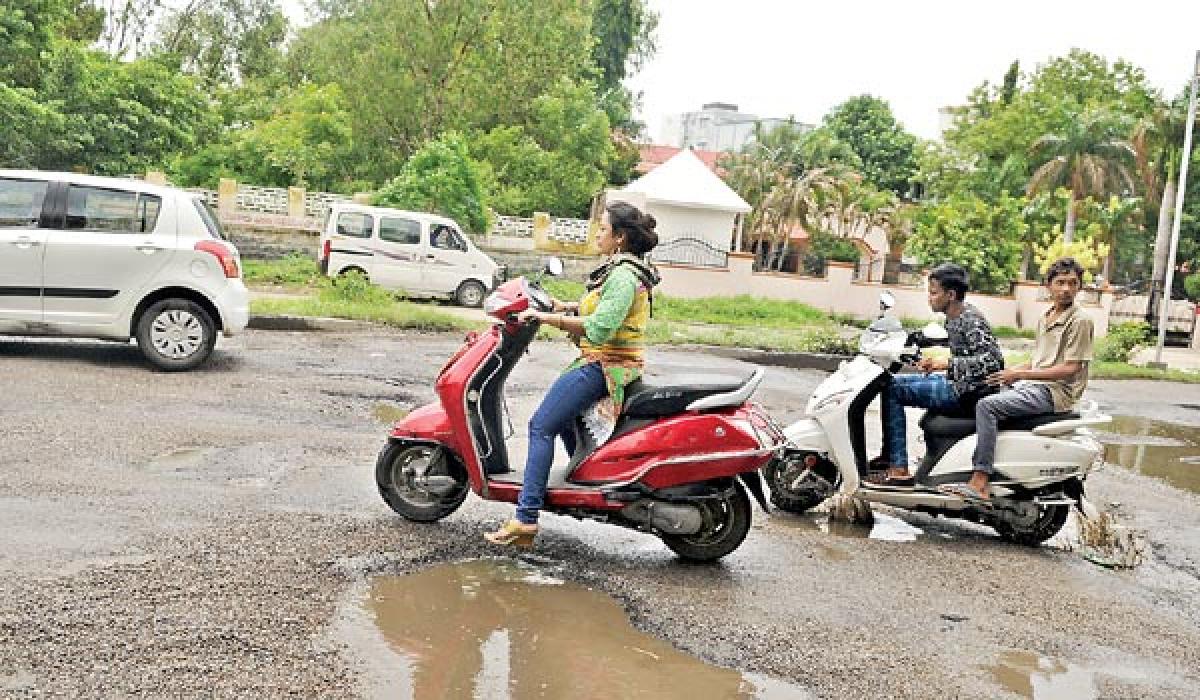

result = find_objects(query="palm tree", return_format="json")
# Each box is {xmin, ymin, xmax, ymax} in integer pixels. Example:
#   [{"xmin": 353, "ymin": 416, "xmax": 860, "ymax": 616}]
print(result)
[
  {"xmin": 760, "ymin": 167, "xmax": 846, "ymax": 271},
  {"xmin": 1131, "ymin": 103, "xmax": 1189, "ymax": 295},
  {"xmin": 1090, "ymin": 195, "xmax": 1142, "ymax": 283},
  {"xmin": 1027, "ymin": 109, "xmax": 1136, "ymax": 243}
]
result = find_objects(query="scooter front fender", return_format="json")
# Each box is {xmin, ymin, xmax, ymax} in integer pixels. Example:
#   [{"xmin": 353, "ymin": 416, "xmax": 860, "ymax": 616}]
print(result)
[{"xmin": 783, "ymin": 418, "xmax": 831, "ymax": 454}]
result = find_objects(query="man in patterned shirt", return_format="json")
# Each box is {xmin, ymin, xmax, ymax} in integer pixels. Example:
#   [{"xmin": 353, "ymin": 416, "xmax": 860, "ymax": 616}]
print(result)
[{"xmin": 870, "ymin": 263, "xmax": 1004, "ymax": 486}]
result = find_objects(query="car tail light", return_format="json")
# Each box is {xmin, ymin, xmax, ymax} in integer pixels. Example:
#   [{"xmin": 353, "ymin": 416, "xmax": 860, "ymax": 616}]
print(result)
[
  {"xmin": 196, "ymin": 240, "xmax": 240, "ymax": 278},
  {"xmin": 320, "ymin": 239, "xmax": 331, "ymax": 262}
]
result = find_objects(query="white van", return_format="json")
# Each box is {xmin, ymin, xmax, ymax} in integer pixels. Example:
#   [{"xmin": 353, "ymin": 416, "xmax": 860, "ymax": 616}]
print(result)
[{"xmin": 317, "ymin": 203, "xmax": 504, "ymax": 307}]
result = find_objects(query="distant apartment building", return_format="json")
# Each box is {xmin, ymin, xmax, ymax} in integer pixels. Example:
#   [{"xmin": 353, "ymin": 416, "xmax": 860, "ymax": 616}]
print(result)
[{"xmin": 660, "ymin": 102, "xmax": 809, "ymax": 153}]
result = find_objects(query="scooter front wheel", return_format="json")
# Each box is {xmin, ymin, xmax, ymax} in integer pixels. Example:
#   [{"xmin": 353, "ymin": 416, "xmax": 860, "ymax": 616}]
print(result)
[
  {"xmin": 376, "ymin": 442, "xmax": 469, "ymax": 522},
  {"xmin": 762, "ymin": 452, "xmax": 835, "ymax": 514},
  {"xmin": 660, "ymin": 482, "xmax": 752, "ymax": 562}
]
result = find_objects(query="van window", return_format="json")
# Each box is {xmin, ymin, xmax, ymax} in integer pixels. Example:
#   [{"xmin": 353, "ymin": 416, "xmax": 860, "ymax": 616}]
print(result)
[
  {"xmin": 380, "ymin": 217, "xmax": 421, "ymax": 245},
  {"xmin": 65, "ymin": 185, "xmax": 161, "ymax": 233},
  {"xmin": 335, "ymin": 212, "xmax": 373, "ymax": 238},
  {"xmin": 0, "ymin": 178, "xmax": 50, "ymax": 228},
  {"xmin": 431, "ymin": 224, "xmax": 466, "ymax": 251}
]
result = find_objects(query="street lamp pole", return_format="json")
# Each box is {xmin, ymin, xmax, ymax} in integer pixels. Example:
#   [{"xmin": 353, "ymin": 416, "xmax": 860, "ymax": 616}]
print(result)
[{"xmin": 1153, "ymin": 50, "xmax": 1200, "ymax": 367}]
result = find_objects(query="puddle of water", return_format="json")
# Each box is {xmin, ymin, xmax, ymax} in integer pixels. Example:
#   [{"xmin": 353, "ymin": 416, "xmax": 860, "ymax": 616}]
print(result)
[
  {"xmin": 372, "ymin": 402, "xmax": 410, "ymax": 424},
  {"xmin": 985, "ymin": 650, "xmax": 1097, "ymax": 699},
  {"xmin": 768, "ymin": 511, "xmax": 924, "ymax": 543},
  {"xmin": 1096, "ymin": 416, "xmax": 1200, "ymax": 495},
  {"xmin": 360, "ymin": 559, "xmax": 810, "ymax": 699},
  {"xmin": 146, "ymin": 447, "xmax": 210, "ymax": 470}
]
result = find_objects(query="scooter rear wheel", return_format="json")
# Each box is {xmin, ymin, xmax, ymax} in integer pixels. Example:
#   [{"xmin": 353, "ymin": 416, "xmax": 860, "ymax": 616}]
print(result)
[
  {"xmin": 660, "ymin": 482, "xmax": 752, "ymax": 562},
  {"xmin": 991, "ymin": 503, "xmax": 1070, "ymax": 547},
  {"xmin": 376, "ymin": 442, "xmax": 469, "ymax": 522}
]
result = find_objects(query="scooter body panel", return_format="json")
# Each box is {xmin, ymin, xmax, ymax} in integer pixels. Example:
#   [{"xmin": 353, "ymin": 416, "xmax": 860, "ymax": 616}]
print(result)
[{"xmin": 927, "ymin": 432, "xmax": 1094, "ymax": 487}]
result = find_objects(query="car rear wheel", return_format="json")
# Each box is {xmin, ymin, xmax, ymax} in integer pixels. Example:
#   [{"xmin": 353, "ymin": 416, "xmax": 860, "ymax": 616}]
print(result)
[{"xmin": 135, "ymin": 299, "xmax": 217, "ymax": 371}]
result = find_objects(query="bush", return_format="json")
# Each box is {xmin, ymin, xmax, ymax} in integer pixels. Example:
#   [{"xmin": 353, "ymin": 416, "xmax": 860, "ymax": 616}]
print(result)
[
  {"xmin": 1184, "ymin": 272, "xmax": 1200, "ymax": 302},
  {"xmin": 1095, "ymin": 321, "xmax": 1150, "ymax": 363},
  {"xmin": 320, "ymin": 271, "xmax": 397, "ymax": 306},
  {"xmin": 242, "ymin": 254, "xmax": 323, "ymax": 287}
]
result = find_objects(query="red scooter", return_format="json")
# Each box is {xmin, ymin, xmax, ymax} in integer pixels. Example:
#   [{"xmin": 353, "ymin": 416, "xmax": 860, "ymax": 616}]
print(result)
[{"xmin": 375, "ymin": 261, "xmax": 782, "ymax": 561}]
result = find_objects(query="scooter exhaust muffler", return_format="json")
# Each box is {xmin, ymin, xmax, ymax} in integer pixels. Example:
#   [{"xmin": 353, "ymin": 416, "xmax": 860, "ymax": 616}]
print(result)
[{"xmin": 620, "ymin": 499, "xmax": 704, "ymax": 535}]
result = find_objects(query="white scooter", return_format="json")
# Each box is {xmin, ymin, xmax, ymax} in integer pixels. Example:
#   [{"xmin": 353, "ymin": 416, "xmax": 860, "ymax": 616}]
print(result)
[{"xmin": 763, "ymin": 292, "xmax": 1111, "ymax": 545}]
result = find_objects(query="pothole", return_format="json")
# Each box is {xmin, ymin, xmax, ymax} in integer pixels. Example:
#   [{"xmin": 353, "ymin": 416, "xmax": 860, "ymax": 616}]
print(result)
[{"xmin": 340, "ymin": 559, "xmax": 810, "ymax": 699}]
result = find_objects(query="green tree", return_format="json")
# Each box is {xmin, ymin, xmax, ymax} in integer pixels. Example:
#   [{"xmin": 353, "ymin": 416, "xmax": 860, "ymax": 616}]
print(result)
[
  {"xmin": 1026, "ymin": 108, "xmax": 1135, "ymax": 243},
  {"xmin": 156, "ymin": 0, "xmax": 289, "ymax": 86},
  {"xmin": 237, "ymin": 83, "xmax": 350, "ymax": 188},
  {"xmin": 908, "ymin": 193, "xmax": 1026, "ymax": 295},
  {"xmin": 374, "ymin": 132, "xmax": 489, "ymax": 234},
  {"xmin": 822, "ymin": 95, "xmax": 918, "ymax": 197},
  {"xmin": 1132, "ymin": 100, "xmax": 1196, "ymax": 295},
  {"xmin": 0, "ymin": 0, "xmax": 71, "ymax": 88},
  {"xmin": 1088, "ymin": 195, "xmax": 1142, "ymax": 282},
  {"xmin": 290, "ymin": 0, "xmax": 596, "ymax": 182},
  {"xmin": 35, "ymin": 44, "xmax": 218, "ymax": 175},
  {"xmin": 940, "ymin": 50, "xmax": 1158, "ymax": 204},
  {"xmin": 0, "ymin": 84, "xmax": 63, "ymax": 166},
  {"xmin": 471, "ymin": 80, "xmax": 615, "ymax": 217}
]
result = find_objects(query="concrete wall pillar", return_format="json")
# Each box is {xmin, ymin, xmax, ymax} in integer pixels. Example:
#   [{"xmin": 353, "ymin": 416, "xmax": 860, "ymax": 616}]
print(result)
[
  {"xmin": 217, "ymin": 178, "xmax": 237, "ymax": 216},
  {"xmin": 287, "ymin": 187, "xmax": 306, "ymax": 218}
]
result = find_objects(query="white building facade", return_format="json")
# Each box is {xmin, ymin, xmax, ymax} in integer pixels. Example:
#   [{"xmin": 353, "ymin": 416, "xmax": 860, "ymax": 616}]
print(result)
[{"xmin": 660, "ymin": 103, "xmax": 809, "ymax": 153}]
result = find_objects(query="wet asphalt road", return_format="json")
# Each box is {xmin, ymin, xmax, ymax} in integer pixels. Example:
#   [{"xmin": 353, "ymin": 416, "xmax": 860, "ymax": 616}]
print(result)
[{"xmin": 1, "ymin": 328, "xmax": 1199, "ymax": 699}]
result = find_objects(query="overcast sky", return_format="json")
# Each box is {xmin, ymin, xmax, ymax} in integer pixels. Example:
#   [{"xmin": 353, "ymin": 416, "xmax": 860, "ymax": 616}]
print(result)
[
  {"xmin": 277, "ymin": 1, "xmax": 1200, "ymax": 142},
  {"xmin": 625, "ymin": 0, "xmax": 1200, "ymax": 142}
]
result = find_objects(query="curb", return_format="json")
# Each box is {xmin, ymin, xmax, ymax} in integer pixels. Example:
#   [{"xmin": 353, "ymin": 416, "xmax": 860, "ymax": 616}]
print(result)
[
  {"xmin": 248, "ymin": 314, "xmax": 376, "ymax": 332},
  {"xmin": 702, "ymin": 346, "xmax": 847, "ymax": 372}
]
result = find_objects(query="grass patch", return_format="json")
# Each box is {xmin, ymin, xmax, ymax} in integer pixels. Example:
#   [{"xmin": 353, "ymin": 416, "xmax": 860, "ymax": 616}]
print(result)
[
  {"xmin": 251, "ymin": 297, "xmax": 474, "ymax": 332},
  {"xmin": 644, "ymin": 320, "xmax": 856, "ymax": 354},
  {"xmin": 243, "ymin": 254, "xmax": 325, "ymax": 288},
  {"xmin": 993, "ymin": 325, "xmax": 1035, "ymax": 339},
  {"xmin": 544, "ymin": 278, "xmax": 843, "ymax": 330},
  {"xmin": 1091, "ymin": 361, "xmax": 1200, "ymax": 382}
]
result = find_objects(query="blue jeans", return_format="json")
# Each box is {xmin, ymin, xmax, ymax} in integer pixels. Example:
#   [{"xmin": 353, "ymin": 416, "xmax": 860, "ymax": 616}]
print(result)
[
  {"xmin": 516, "ymin": 362, "xmax": 609, "ymax": 524},
  {"xmin": 882, "ymin": 374, "xmax": 963, "ymax": 468}
]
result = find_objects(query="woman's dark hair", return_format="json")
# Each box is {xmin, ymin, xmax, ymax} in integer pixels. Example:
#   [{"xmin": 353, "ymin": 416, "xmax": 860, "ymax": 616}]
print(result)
[
  {"xmin": 928, "ymin": 262, "xmax": 969, "ymax": 301},
  {"xmin": 606, "ymin": 201, "xmax": 659, "ymax": 256},
  {"xmin": 1044, "ymin": 257, "xmax": 1085, "ymax": 285}
]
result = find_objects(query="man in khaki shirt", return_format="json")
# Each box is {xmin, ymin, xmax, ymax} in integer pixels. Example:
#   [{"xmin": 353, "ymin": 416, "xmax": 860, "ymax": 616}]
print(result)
[{"xmin": 939, "ymin": 257, "xmax": 1095, "ymax": 501}]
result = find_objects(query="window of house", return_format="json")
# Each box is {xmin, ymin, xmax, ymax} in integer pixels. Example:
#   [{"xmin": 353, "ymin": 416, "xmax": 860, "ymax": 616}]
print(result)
[
  {"xmin": 0, "ymin": 178, "xmax": 50, "ymax": 229},
  {"xmin": 65, "ymin": 185, "xmax": 161, "ymax": 233},
  {"xmin": 335, "ymin": 212, "xmax": 373, "ymax": 238},
  {"xmin": 380, "ymin": 217, "xmax": 421, "ymax": 245}
]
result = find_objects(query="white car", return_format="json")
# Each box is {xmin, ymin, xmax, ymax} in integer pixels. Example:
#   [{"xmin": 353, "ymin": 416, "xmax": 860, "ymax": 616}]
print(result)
[
  {"xmin": 317, "ymin": 203, "xmax": 504, "ymax": 307},
  {"xmin": 0, "ymin": 170, "xmax": 249, "ymax": 371}
]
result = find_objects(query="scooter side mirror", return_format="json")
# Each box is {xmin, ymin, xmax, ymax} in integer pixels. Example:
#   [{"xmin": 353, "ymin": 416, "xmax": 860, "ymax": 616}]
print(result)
[
  {"xmin": 879, "ymin": 291, "xmax": 896, "ymax": 311},
  {"xmin": 543, "ymin": 257, "xmax": 565, "ymax": 278}
]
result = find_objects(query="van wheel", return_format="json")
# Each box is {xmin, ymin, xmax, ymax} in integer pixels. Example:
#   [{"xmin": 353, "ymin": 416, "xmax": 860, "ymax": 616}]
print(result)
[
  {"xmin": 136, "ymin": 299, "xmax": 217, "ymax": 371},
  {"xmin": 455, "ymin": 280, "xmax": 486, "ymax": 307},
  {"xmin": 336, "ymin": 267, "xmax": 368, "ymax": 283}
]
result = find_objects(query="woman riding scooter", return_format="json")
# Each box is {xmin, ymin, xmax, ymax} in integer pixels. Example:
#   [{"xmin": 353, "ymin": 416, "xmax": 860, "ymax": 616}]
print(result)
[{"xmin": 483, "ymin": 201, "xmax": 661, "ymax": 548}]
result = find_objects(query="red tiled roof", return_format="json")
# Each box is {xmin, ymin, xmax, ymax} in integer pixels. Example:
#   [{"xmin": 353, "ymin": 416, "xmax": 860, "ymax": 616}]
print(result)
[{"xmin": 636, "ymin": 145, "xmax": 724, "ymax": 174}]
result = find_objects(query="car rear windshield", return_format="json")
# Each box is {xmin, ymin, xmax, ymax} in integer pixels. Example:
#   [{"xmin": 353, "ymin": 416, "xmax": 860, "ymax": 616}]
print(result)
[{"xmin": 194, "ymin": 198, "xmax": 227, "ymax": 240}]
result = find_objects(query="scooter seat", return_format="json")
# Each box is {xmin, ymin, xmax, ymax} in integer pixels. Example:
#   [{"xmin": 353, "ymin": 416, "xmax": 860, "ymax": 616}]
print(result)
[
  {"xmin": 920, "ymin": 410, "xmax": 1082, "ymax": 438},
  {"xmin": 622, "ymin": 373, "xmax": 751, "ymax": 417}
]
